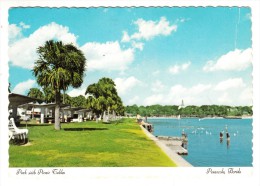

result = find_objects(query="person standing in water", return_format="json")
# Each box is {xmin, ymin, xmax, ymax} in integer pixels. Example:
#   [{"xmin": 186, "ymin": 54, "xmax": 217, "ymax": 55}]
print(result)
[
  {"xmin": 226, "ymin": 132, "xmax": 230, "ymax": 140},
  {"xmin": 225, "ymin": 125, "xmax": 230, "ymax": 148},
  {"xmin": 226, "ymin": 134, "xmax": 230, "ymax": 148},
  {"xmin": 225, "ymin": 125, "xmax": 230, "ymax": 139}
]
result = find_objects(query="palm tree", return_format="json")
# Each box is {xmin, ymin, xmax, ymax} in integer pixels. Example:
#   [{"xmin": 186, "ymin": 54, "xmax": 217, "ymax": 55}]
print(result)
[
  {"xmin": 27, "ymin": 88, "xmax": 44, "ymax": 100},
  {"xmin": 33, "ymin": 40, "xmax": 86, "ymax": 130}
]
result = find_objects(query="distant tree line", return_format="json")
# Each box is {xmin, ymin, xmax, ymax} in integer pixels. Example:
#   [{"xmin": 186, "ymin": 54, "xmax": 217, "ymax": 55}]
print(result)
[{"xmin": 125, "ymin": 104, "xmax": 253, "ymax": 118}]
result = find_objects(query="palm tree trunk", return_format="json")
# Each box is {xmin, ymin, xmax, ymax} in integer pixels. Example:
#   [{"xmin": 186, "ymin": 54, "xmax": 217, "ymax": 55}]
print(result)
[
  {"xmin": 55, "ymin": 90, "xmax": 61, "ymax": 130},
  {"xmin": 63, "ymin": 89, "xmax": 65, "ymax": 104}
]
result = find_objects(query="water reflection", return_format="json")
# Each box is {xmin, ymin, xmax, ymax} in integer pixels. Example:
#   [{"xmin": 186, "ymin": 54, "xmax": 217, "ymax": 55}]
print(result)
[{"xmin": 227, "ymin": 138, "xmax": 230, "ymax": 149}]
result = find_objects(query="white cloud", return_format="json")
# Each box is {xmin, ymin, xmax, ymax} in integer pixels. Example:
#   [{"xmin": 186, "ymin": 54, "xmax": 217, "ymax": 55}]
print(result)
[
  {"xmin": 152, "ymin": 70, "xmax": 160, "ymax": 76},
  {"xmin": 140, "ymin": 79, "xmax": 251, "ymax": 106},
  {"xmin": 213, "ymin": 78, "xmax": 251, "ymax": 106},
  {"xmin": 177, "ymin": 18, "xmax": 191, "ymax": 23},
  {"xmin": 9, "ymin": 22, "xmax": 134, "ymax": 72},
  {"xmin": 120, "ymin": 17, "xmax": 177, "ymax": 55},
  {"xmin": 203, "ymin": 48, "xmax": 252, "ymax": 72},
  {"xmin": 8, "ymin": 24, "xmax": 22, "ymax": 43},
  {"xmin": 12, "ymin": 79, "xmax": 36, "ymax": 95},
  {"xmin": 169, "ymin": 84, "xmax": 217, "ymax": 106},
  {"xmin": 19, "ymin": 22, "xmax": 30, "ymax": 29},
  {"xmin": 67, "ymin": 87, "xmax": 86, "ymax": 98},
  {"xmin": 131, "ymin": 17, "xmax": 177, "ymax": 41},
  {"xmin": 169, "ymin": 84, "xmax": 188, "ymax": 97},
  {"xmin": 189, "ymin": 84, "xmax": 212, "ymax": 95},
  {"xmin": 143, "ymin": 94, "xmax": 164, "ymax": 106},
  {"xmin": 121, "ymin": 17, "xmax": 177, "ymax": 44},
  {"xmin": 114, "ymin": 76, "xmax": 141, "ymax": 95},
  {"xmin": 131, "ymin": 41, "xmax": 144, "ymax": 51},
  {"xmin": 217, "ymin": 93, "xmax": 232, "ymax": 105},
  {"xmin": 128, "ymin": 96, "xmax": 140, "ymax": 105},
  {"xmin": 9, "ymin": 22, "xmax": 30, "ymax": 44},
  {"xmin": 9, "ymin": 22, "xmax": 78, "ymax": 69},
  {"xmin": 81, "ymin": 41, "xmax": 134, "ymax": 71},
  {"xmin": 169, "ymin": 61, "xmax": 191, "ymax": 74},
  {"xmin": 169, "ymin": 65, "xmax": 179, "ymax": 74},
  {"xmin": 182, "ymin": 62, "xmax": 191, "ymax": 70},
  {"xmin": 239, "ymin": 87, "xmax": 252, "ymax": 104},
  {"xmin": 121, "ymin": 31, "xmax": 131, "ymax": 42},
  {"xmin": 151, "ymin": 80, "xmax": 165, "ymax": 93},
  {"xmin": 166, "ymin": 83, "xmax": 223, "ymax": 105},
  {"xmin": 214, "ymin": 78, "xmax": 245, "ymax": 91}
]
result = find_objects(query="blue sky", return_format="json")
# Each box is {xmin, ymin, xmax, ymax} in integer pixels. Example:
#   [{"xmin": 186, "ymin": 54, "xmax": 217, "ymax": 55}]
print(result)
[{"xmin": 8, "ymin": 7, "xmax": 252, "ymax": 106}]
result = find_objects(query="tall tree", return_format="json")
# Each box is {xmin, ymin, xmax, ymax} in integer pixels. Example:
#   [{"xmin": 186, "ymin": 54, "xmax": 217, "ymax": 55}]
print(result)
[
  {"xmin": 62, "ymin": 93, "xmax": 72, "ymax": 105},
  {"xmin": 71, "ymin": 95, "xmax": 87, "ymax": 108},
  {"xmin": 43, "ymin": 86, "xmax": 56, "ymax": 103},
  {"xmin": 85, "ymin": 77, "xmax": 124, "ymax": 116},
  {"xmin": 33, "ymin": 40, "xmax": 86, "ymax": 130},
  {"xmin": 27, "ymin": 88, "xmax": 44, "ymax": 100}
]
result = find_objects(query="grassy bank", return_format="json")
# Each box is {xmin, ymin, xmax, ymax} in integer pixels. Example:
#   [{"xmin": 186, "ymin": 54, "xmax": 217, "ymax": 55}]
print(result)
[{"xmin": 9, "ymin": 118, "xmax": 176, "ymax": 167}]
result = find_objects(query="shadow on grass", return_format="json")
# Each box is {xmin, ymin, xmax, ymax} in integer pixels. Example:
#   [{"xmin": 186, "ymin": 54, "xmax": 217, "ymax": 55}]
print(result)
[
  {"xmin": 19, "ymin": 124, "xmax": 52, "ymax": 127},
  {"xmin": 63, "ymin": 127, "xmax": 108, "ymax": 131}
]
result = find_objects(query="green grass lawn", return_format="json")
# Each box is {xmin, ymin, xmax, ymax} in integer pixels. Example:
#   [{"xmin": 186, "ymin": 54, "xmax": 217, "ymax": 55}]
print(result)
[{"xmin": 9, "ymin": 118, "xmax": 176, "ymax": 167}]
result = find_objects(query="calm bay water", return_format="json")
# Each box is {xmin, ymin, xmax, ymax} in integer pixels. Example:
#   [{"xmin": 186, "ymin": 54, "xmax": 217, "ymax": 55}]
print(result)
[{"xmin": 148, "ymin": 118, "xmax": 253, "ymax": 167}]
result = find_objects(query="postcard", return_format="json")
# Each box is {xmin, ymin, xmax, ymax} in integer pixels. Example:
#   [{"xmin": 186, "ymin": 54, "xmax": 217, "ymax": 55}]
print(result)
[{"xmin": 0, "ymin": 1, "xmax": 259, "ymax": 186}]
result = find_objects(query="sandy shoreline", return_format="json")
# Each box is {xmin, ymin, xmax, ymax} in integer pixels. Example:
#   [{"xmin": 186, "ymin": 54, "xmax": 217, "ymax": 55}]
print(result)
[{"xmin": 140, "ymin": 125, "xmax": 193, "ymax": 167}]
